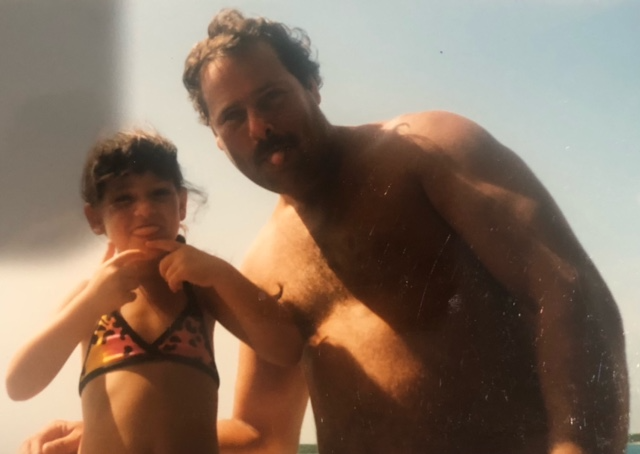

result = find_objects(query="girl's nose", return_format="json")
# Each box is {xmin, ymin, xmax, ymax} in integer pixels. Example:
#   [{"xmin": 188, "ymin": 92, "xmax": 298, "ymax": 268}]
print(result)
[{"xmin": 134, "ymin": 199, "xmax": 155, "ymax": 217}]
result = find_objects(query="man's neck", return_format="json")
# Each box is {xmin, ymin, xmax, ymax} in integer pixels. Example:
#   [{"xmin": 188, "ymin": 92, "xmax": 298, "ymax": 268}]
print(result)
[{"xmin": 280, "ymin": 124, "xmax": 351, "ymax": 208}]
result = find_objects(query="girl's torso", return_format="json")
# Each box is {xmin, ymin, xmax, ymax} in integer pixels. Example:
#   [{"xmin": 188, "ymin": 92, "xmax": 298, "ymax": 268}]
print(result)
[{"xmin": 78, "ymin": 284, "xmax": 220, "ymax": 454}]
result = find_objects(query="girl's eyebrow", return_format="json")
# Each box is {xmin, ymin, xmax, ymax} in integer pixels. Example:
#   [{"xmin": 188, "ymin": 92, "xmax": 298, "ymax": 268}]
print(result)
[
  {"xmin": 107, "ymin": 183, "xmax": 131, "ymax": 193},
  {"xmin": 103, "ymin": 179, "xmax": 134, "ymax": 196}
]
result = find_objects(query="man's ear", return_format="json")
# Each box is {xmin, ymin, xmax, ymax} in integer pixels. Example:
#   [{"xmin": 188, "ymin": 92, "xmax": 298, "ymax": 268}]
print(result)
[
  {"xmin": 84, "ymin": 203, "xmax": 105, "ymax": 235},
  {"xmin": 216, "ymin": 136, "xmax": 226, "ymax": 151},
  {"xmin": 178, "ymin": 189, "xmax": 188, "ymax": 221},
  {"xmin": 211, "ymin": 126, "xmax": 226, "ymax": 151}
]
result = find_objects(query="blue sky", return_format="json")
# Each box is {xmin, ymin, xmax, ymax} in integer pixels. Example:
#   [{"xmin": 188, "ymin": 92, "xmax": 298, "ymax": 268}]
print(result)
[{"xmin": 1, "ymin": 0, "xmax": 638, "ymax": 448}]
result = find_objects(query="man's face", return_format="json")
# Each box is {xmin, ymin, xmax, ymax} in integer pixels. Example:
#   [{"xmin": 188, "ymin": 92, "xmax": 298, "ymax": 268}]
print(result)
[{"xmin": 200, "ymin": 41, "xmax": 324, "ymax": 193}]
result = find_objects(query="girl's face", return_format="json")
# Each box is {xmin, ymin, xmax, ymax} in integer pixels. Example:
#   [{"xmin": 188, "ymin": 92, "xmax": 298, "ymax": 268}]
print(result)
[{"xmin": 84, "ymin": 171, "xmax": 187, "ymax": 253}]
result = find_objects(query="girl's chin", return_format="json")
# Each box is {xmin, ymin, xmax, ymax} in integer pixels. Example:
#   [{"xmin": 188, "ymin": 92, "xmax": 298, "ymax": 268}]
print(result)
[{"xmin": 112, "ymin": 245, "xmax": 153, "ymax": 261}]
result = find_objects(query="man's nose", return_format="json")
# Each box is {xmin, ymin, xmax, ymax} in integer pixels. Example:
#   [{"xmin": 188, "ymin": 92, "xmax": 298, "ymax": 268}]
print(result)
[{"xmin": 248, "ymin": 111, "xmax": 273, "ymax": 141}]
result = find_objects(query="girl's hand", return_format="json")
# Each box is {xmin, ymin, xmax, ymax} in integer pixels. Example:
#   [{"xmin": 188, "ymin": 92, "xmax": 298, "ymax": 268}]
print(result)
[
  {"xmin": 82, "ymin": 243, "xmax": 149, "ymax": 316},
  {"xmin": 146, "ymin": 239, "xmax": 221, "ymax": 292}
]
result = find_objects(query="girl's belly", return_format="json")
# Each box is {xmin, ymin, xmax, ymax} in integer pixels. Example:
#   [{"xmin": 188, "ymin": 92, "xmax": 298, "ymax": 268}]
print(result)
[{"xmin": 80, "ymin": 361, "xmax": 219, "ymax": 454}]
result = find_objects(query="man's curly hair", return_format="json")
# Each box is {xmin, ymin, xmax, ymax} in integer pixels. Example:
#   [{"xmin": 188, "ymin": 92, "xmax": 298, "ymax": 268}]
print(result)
[{"xmin": 183, "ymin": 9, "xmax": 322, "ymax": 125}]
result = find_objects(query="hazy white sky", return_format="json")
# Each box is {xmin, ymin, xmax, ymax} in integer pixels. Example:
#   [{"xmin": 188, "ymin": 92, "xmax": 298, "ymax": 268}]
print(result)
[{"xmin": 1, "ymin": 0, "xmax": 638, "ymax": 449}]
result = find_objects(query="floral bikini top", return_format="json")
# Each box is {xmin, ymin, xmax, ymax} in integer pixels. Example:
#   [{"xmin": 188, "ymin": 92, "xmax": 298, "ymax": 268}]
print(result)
[{"xmin": 79, "ymin": 284, "xmax": 219, "ymax": 394}]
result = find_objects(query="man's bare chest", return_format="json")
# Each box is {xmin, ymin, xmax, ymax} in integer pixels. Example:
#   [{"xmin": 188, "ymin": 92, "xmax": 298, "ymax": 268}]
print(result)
[{"xmin": 248, "ymin": 180, "xmax": 474, "ymax": 335}]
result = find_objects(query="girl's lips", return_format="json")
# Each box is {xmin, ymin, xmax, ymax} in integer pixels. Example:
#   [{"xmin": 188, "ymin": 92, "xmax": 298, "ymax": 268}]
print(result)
[{"xmin": 132, "ymin": 225, "xmax": 161, "ymax": 237}]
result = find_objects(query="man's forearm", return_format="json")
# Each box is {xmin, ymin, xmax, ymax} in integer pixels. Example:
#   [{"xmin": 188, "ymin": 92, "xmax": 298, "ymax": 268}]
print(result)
[
  {"xmin": 209, "ymin": 261, "xmax": 303, "ymax": 366},
  {"xmin": 218, "ymin": 418, "xmax": 260, "ymax": 452}
]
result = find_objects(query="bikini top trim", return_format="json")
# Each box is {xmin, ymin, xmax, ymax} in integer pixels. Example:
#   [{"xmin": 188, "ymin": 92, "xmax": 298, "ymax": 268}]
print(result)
[{"xmin": 79, "ymin": 283, "xmax": 219, "ymax": 394}]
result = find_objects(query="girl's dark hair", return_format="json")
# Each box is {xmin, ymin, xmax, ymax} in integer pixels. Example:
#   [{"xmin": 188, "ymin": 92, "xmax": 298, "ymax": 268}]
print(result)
[
  {"xmin": 81, "ymin": 129, "xmax": 184, "ymax": 206},
  {"xmin": 183, "ymin": 8, "xmax": 322, "ymax": 124}
]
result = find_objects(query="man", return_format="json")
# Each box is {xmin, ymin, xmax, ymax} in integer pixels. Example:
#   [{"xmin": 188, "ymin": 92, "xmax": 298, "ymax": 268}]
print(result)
[{"xmin": 23, "ymin": 9, "xmax": 628, "ymax": 454}]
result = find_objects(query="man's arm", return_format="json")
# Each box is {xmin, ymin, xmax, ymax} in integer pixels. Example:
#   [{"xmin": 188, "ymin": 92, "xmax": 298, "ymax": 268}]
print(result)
[
  {"xmin": 148, "ymin": 239, "xmax": 304, "ymax": 367},
  {"xmin": 409, "ymin": 111, "xmax": 629, "ymax": 454},
  {"xmin": 19, "ymin": 420, "xmax": 83, "ymax": 454},
  {"xmin": 218, "ymin": 342, "xmax": 309, "ymax": 454}
]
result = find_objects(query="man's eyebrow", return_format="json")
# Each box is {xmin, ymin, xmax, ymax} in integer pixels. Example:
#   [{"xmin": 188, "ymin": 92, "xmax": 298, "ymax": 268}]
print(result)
[
  {"xmin": 216, "ymin": 102, "xmax": 240, "ymax": 120},
  {"xmin": 255, "ymin": 81, "xmax": 286, "ymax": 96},
  {"xmin": 214, "ymin": 93, "xmax": 251, "ymax": 122},
  {"xmin": 215, "ymin": 81, "xmax": 284, "ymax": 119}
]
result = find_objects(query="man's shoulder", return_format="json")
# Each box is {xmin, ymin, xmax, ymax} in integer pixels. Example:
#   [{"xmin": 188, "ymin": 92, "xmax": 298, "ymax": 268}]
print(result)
[
  {"xmin": 381, "ymin": 110, "xmax": 475, "ymax": 134},
  {"xmin": 238, "ymin": 201, "xmax": 299, "ymax": 280},
  {"xmin": 372, "ymin": 110, "xmax": 497, "ymax": 166},
  {"xmin": 239, "ymin": 215, "xmax": 278, "ymax": 278}
]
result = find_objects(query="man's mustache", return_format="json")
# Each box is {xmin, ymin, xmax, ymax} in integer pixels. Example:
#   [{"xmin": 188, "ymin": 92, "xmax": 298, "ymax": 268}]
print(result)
[{"xmin": 254, "ymin": 134, "xmax": 299, "ymax": 163}]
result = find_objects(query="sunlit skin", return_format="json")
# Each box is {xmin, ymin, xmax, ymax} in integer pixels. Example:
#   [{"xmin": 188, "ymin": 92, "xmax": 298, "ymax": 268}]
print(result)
[
  {"xmin": 7, "ymin": 170, "xmax": 303, "ymax": 454},
  {"xmin": 203, "ymin": 41, "xmax": 332, "ymax": 200},
  {"xmin": 16, "ymin": 29, "xmax": 628, "ymax": 454},
  {"xmin": 85, "ymin": 172, "xmax": 187, "ymax": 255},
  {"xmin": 7, "ymin": 172, "xmax": 220, "ymax": 453},
  {"xmin": 202, "ymin": 42, "xmax": 629, "ymax": 454}
]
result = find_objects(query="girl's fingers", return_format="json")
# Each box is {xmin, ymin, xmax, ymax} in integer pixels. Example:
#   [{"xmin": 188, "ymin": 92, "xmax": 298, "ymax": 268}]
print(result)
[
  {"xmin": 158, "ymin": 254, "xmax": 172, "ymax": 279},
  {"xmin": 107, "ymin": 249, "xmax": 149, "ymax": 267},
  {"xmin": 161, "ymin": 260, "xmax": 183, "ymax": 292},
  {"xmin": 146, "ymin": 239, "xmax": 181, "ymax": 253}
]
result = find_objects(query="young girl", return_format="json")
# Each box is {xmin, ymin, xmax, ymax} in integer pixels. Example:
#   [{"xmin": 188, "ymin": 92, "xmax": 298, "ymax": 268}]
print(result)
[{"xmin": 5, "ymin": 129, "xmax": 302, "ymax": 453}]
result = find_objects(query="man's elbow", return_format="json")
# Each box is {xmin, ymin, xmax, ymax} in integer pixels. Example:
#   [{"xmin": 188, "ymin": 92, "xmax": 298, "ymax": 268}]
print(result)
[
  {"xmin": 218, "ymin": 418, "xmax": 261, "ymax": 451},
  {"xmin": 219, "ymin": 418, "xmax": 300, "ymax": 454},
  {"xmin": 274, "ymin": 332, "xmax": 305, "ymax": 367},
  {"xmin": 280, "ymin": 346, "xmax": 304, "ymax": 367}
]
